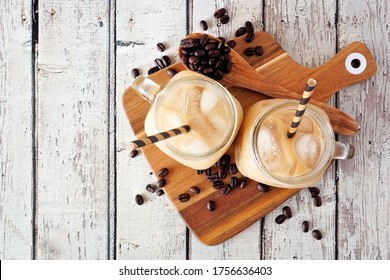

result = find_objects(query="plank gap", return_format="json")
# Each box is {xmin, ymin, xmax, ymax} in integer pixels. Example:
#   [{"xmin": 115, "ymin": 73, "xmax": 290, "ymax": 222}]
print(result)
[
  {"xmin": 108, "ymin": 0, "xmax": 118, "ymax": 260},
  {"xmin": 31, "ymin": 0, "xmax": 39, "ymax": 260}
]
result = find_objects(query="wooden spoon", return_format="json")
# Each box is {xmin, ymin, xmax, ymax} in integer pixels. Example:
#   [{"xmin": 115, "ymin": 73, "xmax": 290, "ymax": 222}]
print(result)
[{"xmin": 179, "ymin": 33, "xmax": 358, "ymax": 136}]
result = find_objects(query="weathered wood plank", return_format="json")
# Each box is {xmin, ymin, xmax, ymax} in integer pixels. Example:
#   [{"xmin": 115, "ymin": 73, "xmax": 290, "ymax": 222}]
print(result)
[
  {"xmin": 36, "ymin": 0, "xmax": 110, "ymax": 259},
  {"xmin": 0, "ymin": 0, "xmax": 34, "ymax": 259},
  {"xmin": 337, "ymin": 0, "xmax": 390, "ymax": 259},
  {"xmin": 262, "ymin": 0, "xmax": 337, "ymax": 259},
  {"xmin": 190, "ymin": 0, "xmax": 263, "ymax": 259},
  {"xmin": 116, "ymin": 0, "xmax": 187, "ymax": 259}
]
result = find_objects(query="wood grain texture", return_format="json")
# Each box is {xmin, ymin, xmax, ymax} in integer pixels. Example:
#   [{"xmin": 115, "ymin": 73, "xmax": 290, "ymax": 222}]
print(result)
[
  {"xmin": 116, "ymin": 0, "xmax": 187, "ymax": 259},
  {"xmin": 0, "ymin": 0, "xmax": 33, "ymax": 259},
  {"xmin": 188, "ymin": 0, "xmax": 264, "ymax": 260},
  {"xmin": 263, "ymin": 0, "xmax": 338, "ymax": 259},
  {"xmin": 35, "ymin": 0, "xmax": 110, "ymax": 259},
  {"xmin": 337, "ymin": 0, "xmax": 390, "ymax": 259}
]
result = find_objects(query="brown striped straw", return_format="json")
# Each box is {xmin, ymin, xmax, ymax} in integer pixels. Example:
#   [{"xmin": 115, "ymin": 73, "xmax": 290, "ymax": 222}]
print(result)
[
  {"xmin": 128, "ymin": 125, "xmax": 191, "ymax": 151},
  {"xmin": 287, "ymin": 78, "xmax": 317, "ymax": 139}
]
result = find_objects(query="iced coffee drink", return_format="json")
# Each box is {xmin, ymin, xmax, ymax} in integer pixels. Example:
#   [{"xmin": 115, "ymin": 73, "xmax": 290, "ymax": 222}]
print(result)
[
  {"xmin": 235, "ymin": 99, "xmax": 354, "ymax": 188},
  {"xmin": 134, "ymin": 71, "xmax": 243, "ymax": 170}
]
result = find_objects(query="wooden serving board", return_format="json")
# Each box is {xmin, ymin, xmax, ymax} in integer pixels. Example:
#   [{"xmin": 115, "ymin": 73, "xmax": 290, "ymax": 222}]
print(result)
[{"xmin": 123, "ymin": 32, "xmax": 376, "ymax": 245}]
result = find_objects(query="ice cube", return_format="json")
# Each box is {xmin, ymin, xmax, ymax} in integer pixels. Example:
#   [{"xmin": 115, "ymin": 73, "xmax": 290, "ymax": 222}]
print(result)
[
  {"xmin": 159, "ymin": 107, "xmax": 183, "ymax": 129},
  {"xmin": 257, "ymin": 119, "xmax": 291, "ymax": 172},
  {"xmin": 186, "ymin": 138, "xmax": 211, "ymax": 154},
  {"xmin": 164, "ymin": 86, "xmax": 187, "ymax": 111},
  {"xmin": 297, "ymin": 116, "xmax": 314, "ymax": 133},
  {"xmin": 201, "ymin": 88, "xmax": 219, "ymax": 113},
  {"xmin": 294, "ymin": 134, "xmax": 321, "ymax": 168},
  {"xmin": 185, "ymin": 85, "xmax": 204, "ymax": 116}
]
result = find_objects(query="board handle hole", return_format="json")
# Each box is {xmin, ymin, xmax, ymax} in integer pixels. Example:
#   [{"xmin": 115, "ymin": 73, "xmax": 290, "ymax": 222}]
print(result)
[
  {"xmin": 351, "ymin": 59, "xmax": 361, "ymax": 69},
  {"xmin": 345, "ymin": 53, "xmax": 367, "ymax": 75}
]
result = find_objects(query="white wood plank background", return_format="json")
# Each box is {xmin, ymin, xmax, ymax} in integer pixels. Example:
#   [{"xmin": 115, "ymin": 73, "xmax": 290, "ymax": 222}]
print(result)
[
  {"xmin": 0, "ymin": 0, "xmax": 389, "ymax": 260},
  {"xmin": 0, "ymin": 0, "xmax": 34, "ymax": 259}
]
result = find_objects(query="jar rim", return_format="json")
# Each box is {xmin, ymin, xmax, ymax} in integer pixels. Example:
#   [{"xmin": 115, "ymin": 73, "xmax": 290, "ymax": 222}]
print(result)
[
  {"xmin": 251, "ymin": 100, "xmax": 335, "ymax": 187},
  {"xmin": 154, "ymin": 75, "xmax": 238, "ymax": 159}
]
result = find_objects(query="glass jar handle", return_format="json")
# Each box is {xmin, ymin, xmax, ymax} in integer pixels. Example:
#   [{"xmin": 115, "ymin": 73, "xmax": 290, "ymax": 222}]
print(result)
[
  {"xmin": 333, "ymin": 142, "xmax": 355, "ymax": 160},
  {"xmin": 131, "ymin": 76, "xmax": 161, "ymax": 103}
]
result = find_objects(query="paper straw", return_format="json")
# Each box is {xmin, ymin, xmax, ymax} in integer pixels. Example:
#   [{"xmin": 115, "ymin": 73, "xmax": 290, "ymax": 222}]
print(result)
[
  {"xmin": 128, "ymin": 125, "xmax": 191, "ymax": 151},
  {"xmin": 287, "ymin": 78, "xmax": 317, "ymax": 139}
]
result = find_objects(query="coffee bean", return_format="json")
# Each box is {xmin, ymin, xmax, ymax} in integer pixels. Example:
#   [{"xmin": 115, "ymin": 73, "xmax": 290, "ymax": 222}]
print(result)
[
  {"xmin": 156, "ymin": 42, "xmax": 166, "ymax": 52},
  {"xmin": 200, "ymin": 20, "xmax": 208, "ymax": 31},
  {"xmin": 200, "ymin": 34, "xmax": 209, "ymax": 46},
  {"xmin": 181, "ymin": 54, "xmax": 189, "ymax": 65},
  {"xmin": 167, "ymin": 68, "xmax": 178, "ymax": 77},
  {"xmin": 308, "ymin": 187, "xmax": 320, "ymax": 197},
  {"xmin": 158, "ymin": 167, "xmax": 169, "ymax": 179},
  {"xmin": 313, "ymin": 196, "xmax": 322, "ymax": 207},
  {"xmin": 207, "ymin": 200, "xmax": 216, "ymax": 211},
  {"xmin": 213, "ymin": 70, "xmax": 224, "ymax": 80},
  {"xmin": 131, "ymin": 68, "xmax": 140, "ymax": 78},
  {"xmin": 230, "ymin": 176, "xmax": 239, "ymax": 188},
  {"xmin": 214, "ymin": 8, "xmax": 226, "ymax": 18},
  {"xmin": 217, "ymin": 39, "xmax": 225, "ymax": 50},
  {"xmin": 235, "ymin": 27, "xmax": 247, "ymax": 37},
  {"xmin": 135, "ymin": 194, "xmax": 144, "ymax": 205},
  {"xmin": 146, "ymin": 184, "xmax": 156, "ymax": 193},
  {"xmin": 239, "ymin": 179, "xmax": 247, "ymax": 189},
  {"xmin": 130, "ymin": 149, "xmax": 138, "ymax": 158},
  {"xmin": 220, "ymin": 15, "xmax": 230, "ymax": 24},
  {"xmin": 213, "ymin": 180, "xmax": 224, "ymax": 189},
  {"xmin": 180, "ymin": 38, "xmax": 196, "ymax": 48},
  {"xmin": 205, "ymin": 167, "xmax": 212, "ymax": 176},
  {"xmin": 227, "ymin": 40, "xmax": 236, "ymax": 48},
  {"xmin": 245, "ymin": 21, "xmax": 254, "ymax": 32},
  {"xmin": 312, "ymin": 229, "xmax": 323, "ymax": 240},
  {"xmin": 162, "ymin": 55, "xmax": 171, "ymax": 67},
  {"xmin": 189, "ymin": 56, "xmax": 199, "ymax": 65},
  {"xmin": 255, "ymin": 46, "xmax": 264, "ymax": 56},
  {"xmin": 154, "ymin": 58, "xmax": 164, "ymax": 69},
  {"xmin": 275, "ymin": 214, "xmax": 286, "ymax": 224},
  {"xmin": 244, "ymin": 47, "xmax": 256, "ymax": 56},
  {"xmin": 220, "ymin": 154, "xmax": 231, "ymax": 166},
  {"xmin": 196, "ymin": 169, "xmax": 204, "ymax": 175},
  {"xmin": 228, "ymin": 163, "xmax": 238, "ymax": 175},
  {"xmin": 156, "ymin": 178, "xmax": 166, "ymax": 188},
  {"xmin": 189, "ymin": 63, "xmax": 196, "ymax": 71},
  {"xmin": 208, "ymin": 49, "xmax": 220, "ymax": 57},
  {"xmin": 258, "ymin": 182, "xmax": 270, "ymax": 192},
  {"xmin": 195, "ymin": 48, "xmax": 206, "ymax": 57},
  {"xmin": 204, "ymin": 43, "xmax": 216, "ymax": 51},
  {"xmin": 189, "ymin": 186, "xmax": 201, "ymax": 194},
  {"xmin": 156, "ymin": 189, "xmax": 164, "ymax": 196},
  {"xmin": 148, "ymin": 66, "xmax": 159, "ymax": 75},
  {"xmin": 302, "ymin": 221, "xmax": 309, "ymax": 233},
  {"xmin": 178, "ymin": 193, "xmax": 190, "ymax": 203},
  {"xmin": 207, "ymin": 174, "xmax": 219, "ymax": 183},
  {"xmin": 245, "ymin": 32, "xmax": 255, "ymax": 43},
  {"xmin": 282, "ymin": 206, "xmax": 292, "ymax": 218},
  {"xmin": 216, "ymin": 166, "xmax": 224, "ymax": 178},
  {"xmin": 222, "ymin": 185, "xmax": 231, "ymax": 195},
  {"xmin": 200, "ymin": 67, "xmax": 212, "ymax": 76},
  {"xmin": 223, "ymin": 60, "xmax": 232, "ymax": 73}
]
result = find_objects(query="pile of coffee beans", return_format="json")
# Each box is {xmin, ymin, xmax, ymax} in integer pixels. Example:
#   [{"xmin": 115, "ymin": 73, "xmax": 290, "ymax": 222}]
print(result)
[
  {"xmin": 193, "ymin": 154, "xmax": 253, "ymax": 212},
  {"xmin": 179, "ymin": 34, "xmax": 232, "ymax": 80},
  {"xmin": 134, "ymin": 167, "xmax": 171, "ymax": 206}
]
